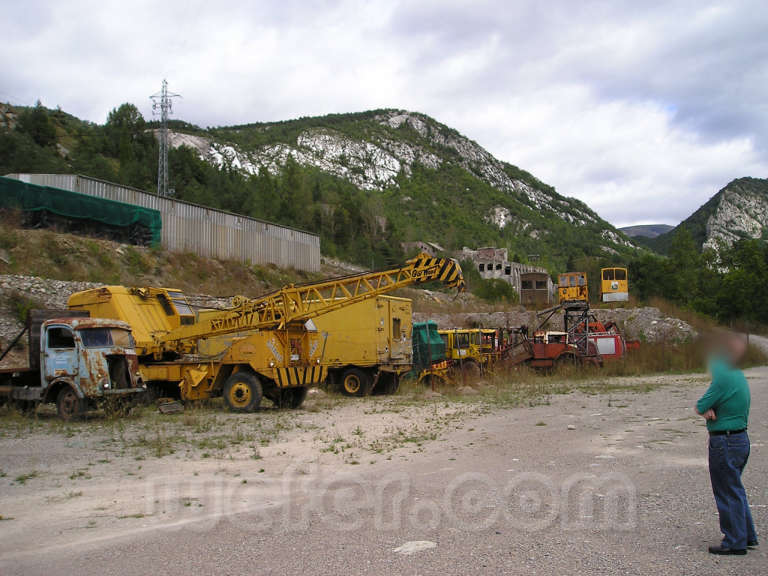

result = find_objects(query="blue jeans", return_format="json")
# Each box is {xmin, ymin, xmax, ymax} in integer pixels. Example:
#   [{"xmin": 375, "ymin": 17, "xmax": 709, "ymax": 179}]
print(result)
[{"xmin": 708, "ymin": 431, "xmax": 758, "ymax": 549}]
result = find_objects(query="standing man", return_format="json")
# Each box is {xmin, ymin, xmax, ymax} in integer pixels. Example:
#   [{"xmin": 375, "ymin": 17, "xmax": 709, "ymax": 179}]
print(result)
[{"xmin": 695, "ymin": 335, "xmax": 758, "ymax": 555}]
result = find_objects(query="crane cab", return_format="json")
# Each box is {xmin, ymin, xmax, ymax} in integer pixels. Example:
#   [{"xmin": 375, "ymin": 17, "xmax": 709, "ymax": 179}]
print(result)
[{"xmin": 600, "ymin": 267, "xmax": 628, "ymax": 302}]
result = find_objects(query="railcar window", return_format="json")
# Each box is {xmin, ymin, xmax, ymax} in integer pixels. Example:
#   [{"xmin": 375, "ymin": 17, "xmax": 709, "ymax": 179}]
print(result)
[
  {"xmin": 603, "ymin": 269, "xmax": 614, "ymax": 280},
  {"xmin": 615, "ymin": 269, "xmax": 627, "ymax": 280}
]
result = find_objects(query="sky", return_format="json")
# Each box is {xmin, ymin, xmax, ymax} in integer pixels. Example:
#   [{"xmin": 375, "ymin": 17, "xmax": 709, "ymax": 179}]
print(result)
[{"xmin": 2, "ymin": 0, "xmax": 767, "ymax": 227}]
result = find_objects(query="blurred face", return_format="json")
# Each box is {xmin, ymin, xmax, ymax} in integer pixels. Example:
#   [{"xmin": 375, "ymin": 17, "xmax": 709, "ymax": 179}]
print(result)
[{"xmin": 706, "ymin": 332, "xmax": 747, "ymax": 367}]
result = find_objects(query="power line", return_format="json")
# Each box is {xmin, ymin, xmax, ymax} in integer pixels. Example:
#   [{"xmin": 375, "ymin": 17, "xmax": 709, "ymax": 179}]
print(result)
[{"xmin": 150, "ymin": 79, "xmax": 181, "ymax": 197}]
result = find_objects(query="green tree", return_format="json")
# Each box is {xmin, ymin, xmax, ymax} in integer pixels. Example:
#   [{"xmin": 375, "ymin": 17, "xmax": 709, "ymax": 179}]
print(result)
[{"xmin": 16, "ymin": 101, "xmax": 57, "ymax": 147}]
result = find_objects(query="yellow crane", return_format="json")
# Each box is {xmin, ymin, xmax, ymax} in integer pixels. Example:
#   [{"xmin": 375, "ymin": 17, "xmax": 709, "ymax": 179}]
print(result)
[{"xmin": 68, "ymin": 253, "xmax": 464, "ymax": 411}]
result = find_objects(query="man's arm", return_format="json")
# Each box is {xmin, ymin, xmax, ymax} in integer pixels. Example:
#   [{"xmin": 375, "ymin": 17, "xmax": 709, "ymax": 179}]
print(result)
[
  {"xmin": 696, "ymin": 376, "xmax": 723, "ymax": 415},
  {"xmin": 694, "ymin": 407, "xmax": 717, "ymax": 420}
]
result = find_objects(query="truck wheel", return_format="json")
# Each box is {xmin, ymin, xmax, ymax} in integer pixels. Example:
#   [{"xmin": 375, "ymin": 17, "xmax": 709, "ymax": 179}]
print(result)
[
  {"xmin": 57, "ymin": 386, "xmax": 86, "ymax": 421},
  {"xmin": 340, "ymin": 368, "xmax": 371, "ymax": 397},
  {"xmin": 223, "ymin": 372, "xmax": 262, "ymax": 412}
]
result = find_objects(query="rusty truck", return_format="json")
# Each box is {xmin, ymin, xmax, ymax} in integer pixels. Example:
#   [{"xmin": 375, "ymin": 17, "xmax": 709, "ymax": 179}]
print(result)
[{"xmin": 0, "ymin": 310, "xmax": 146, "ymax": 419}]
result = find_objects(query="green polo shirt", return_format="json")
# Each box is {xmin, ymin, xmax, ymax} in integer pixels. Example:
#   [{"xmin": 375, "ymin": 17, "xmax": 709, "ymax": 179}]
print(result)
[{"xmin": 696, "ymin": 356, "xmax": 750, "ymax": 432}]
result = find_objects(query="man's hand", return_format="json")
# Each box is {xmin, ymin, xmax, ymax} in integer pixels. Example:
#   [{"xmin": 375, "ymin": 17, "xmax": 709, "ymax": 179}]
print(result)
[{"xmin": 702, "ymin": 409, "xmax": 717, "ymax": 421}]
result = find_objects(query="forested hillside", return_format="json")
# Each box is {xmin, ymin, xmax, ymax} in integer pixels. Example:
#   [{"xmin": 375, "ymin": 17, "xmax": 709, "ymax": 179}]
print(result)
[{"xmin": 0, "ymin": 102, "xmax": 637, "ymax": 271}]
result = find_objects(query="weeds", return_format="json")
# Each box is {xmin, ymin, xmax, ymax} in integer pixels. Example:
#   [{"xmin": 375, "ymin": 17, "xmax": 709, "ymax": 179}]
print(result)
[
  {"xmin": 14, "ymin": 471, "xmax": 39, "ymax": 484},
  {"xmin": 4, "ymin": 290, "xmax": 43, "ymax": 323}
]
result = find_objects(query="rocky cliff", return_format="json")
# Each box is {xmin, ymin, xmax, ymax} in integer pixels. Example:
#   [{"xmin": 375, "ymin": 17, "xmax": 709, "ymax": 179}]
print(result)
[{"xmin": 653, "ymin": 177, "xmax": 768, "ymax": 253}]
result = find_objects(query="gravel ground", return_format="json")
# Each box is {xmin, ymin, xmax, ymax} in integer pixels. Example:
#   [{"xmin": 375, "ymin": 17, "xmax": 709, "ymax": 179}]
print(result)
[{"xmin": 0, "ymin": 361, "xmax": 765, "ymax": 576}]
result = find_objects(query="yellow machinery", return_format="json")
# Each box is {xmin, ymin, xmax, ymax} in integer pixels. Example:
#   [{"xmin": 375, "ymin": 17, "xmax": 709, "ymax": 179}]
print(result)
[
  {"xmin": 478, "ymin": 328, "xmax": 502, "ymax": 363},
  {"xmin": 438, "ymin": 328, "xmax": 489, "ymax": 377},
  {"xmin": 600, "ymin": 267, "xmax": 629, "ymax": 302},
  {"xmin": 311, "ymin": 296, "xmax": 411, "ymax": 396},
  {"xmin": 558, "ymin": 272, "xmax": 588, "ymax": 303},
  {"xmin": 67, "ymin": 253, "xmax": 464, "ymax": 411}
]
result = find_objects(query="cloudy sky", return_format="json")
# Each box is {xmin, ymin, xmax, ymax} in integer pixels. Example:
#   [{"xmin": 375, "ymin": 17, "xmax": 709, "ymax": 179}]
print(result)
[{"xmin": 3, "ymin": 0, "xmax": 767, "ymax": 227}]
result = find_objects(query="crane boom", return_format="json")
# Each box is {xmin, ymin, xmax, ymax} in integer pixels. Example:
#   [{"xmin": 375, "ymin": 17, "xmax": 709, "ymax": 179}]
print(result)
[{"xmin": 156, "ymin": 253, "xmax": 464, "ymax": 348}]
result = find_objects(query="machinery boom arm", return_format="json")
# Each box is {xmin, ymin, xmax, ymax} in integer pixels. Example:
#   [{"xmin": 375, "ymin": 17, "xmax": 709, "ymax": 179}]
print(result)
[{"xmin": 157, "ymin": 253, "xmax": 464, "ymax": 346}]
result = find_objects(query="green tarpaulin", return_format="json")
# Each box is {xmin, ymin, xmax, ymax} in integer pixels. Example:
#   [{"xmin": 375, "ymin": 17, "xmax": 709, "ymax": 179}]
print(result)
[
  {"xmin": 412, "ymin": 320, "xmax": 446, "ymax": 371},
  {"xmin": 0, "ymin": 176, "xmax": 161, "ymax": 245}
]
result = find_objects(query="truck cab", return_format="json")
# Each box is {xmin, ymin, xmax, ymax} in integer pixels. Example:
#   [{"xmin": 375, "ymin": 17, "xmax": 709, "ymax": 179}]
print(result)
[{"xmin": 0, "ymin": 313, "xmax": 145, "ymax": 419}]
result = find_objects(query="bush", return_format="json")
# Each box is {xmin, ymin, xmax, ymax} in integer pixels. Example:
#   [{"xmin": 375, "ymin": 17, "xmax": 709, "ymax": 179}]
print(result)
[
  {"xmin": 474, "ymin": 278, "xmax": 519, "ymax": 303},
  {"xmin": 5, "ymin": 291, "xmax": 43, "ymax": 323}
]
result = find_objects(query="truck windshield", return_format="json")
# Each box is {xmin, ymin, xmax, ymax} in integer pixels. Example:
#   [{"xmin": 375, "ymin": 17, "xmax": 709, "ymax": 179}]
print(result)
[{"xmin": 79, "ymin": 328, "xmax": 136, "ymax": 349}]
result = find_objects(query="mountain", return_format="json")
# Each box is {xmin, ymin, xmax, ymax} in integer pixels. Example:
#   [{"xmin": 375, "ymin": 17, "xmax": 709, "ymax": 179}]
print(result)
[
  {"xmin": 619, "ymin": 224, "xmax": 674, "ymax": 238},
  {"xmin": 168, "ymin": 109, "xmax": 637, "ymax": 266},
  {"xmin": 652, "ymin": 177, "xmax": 768, "ymax": 253},
  {"xmin": 0, "ymin": 103, "xmax": 637, "ymax": 271}
]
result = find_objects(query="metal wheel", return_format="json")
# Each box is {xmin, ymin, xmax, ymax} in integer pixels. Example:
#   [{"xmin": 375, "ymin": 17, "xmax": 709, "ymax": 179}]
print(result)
[
  {"xmin": 340, "ymin": 368, "xmax": 371, "ymax": 397},
  {"xmin": 223, "ymin": 372, "xmax": 263, "ymax": 412},
  {"xmin": 56, "ymin": 386, "xmax": 86, "ymax": 421}
]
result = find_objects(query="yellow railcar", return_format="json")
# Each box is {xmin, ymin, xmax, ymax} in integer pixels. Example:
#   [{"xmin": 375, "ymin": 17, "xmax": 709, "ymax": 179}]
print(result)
[
  {"xmin": 558, "ymin": 272, "xmax": 588, "ymax": 303},
  {"xmin": 600, "ymin": 267, "xmax": 629, "ymax": 302}
]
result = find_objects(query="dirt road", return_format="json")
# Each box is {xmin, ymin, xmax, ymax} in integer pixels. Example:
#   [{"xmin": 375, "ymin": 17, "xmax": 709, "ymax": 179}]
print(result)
[{"xmin": 0, "ymin": 367, "xmax": 765, "ymax": 575}]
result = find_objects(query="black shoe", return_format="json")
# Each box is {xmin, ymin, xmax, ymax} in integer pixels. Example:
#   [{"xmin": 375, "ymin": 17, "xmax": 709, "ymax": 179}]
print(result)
[
  {"xmin": 747, "ymin": 540, "xmax": 759, "ymax": 548},
  {"xmin": 708, "ymin": 545, "xmax": 747, "ymax": 555}
]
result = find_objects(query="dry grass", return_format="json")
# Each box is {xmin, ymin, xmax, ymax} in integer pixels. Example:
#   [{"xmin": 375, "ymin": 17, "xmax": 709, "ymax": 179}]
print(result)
[
  {"xmin": 645, "ymin": 296, "xmax": 717, "ymax": 334},
  {"xmin": 742, "ymin": 342, "xmax": 768, "ymax": 367},
  {"xmin": 0, "ymin": 224, "xmax": 320, "ymax": 297}
]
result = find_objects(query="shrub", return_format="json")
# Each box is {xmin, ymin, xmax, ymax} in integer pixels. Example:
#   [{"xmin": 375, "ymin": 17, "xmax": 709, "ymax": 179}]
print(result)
[{"xmin": 5, "ymin": 291, "xmax": 43, "ymax": 323}]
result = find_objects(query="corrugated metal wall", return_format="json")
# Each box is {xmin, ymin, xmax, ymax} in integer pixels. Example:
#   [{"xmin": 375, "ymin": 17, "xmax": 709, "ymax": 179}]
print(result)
[{"xmin": 7, "ymin": 174, "xmax": 321, "ymax": 272}]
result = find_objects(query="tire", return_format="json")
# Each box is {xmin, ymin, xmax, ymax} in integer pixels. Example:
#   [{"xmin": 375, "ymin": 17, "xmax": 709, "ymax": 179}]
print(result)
[
  {"xmin": 223, "ymin": 372, "xmax": 263, "ymax": 412},
  {"xmin": 340, "ymin": 368, "xmax": 371, "ymax": 397},
  {"xmin": 56, "ymin": 386, "xmax": 86, "ymax": 421}
]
